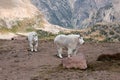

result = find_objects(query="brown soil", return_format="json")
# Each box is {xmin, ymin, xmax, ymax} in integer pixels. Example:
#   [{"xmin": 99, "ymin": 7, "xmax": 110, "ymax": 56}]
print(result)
[{"xmin": 0, "ymin": 36, "xmax": 120, "ymax": 80}]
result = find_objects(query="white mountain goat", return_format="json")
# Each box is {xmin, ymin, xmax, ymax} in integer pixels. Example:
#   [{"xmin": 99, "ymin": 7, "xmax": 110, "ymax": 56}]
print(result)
[
  {"xmin": 28, "ymin": 32, "xmax": 38, "ymax": 52},
  {"xmin": 54, "ymin": 34, "xmax": 85, "ymax": 58}
]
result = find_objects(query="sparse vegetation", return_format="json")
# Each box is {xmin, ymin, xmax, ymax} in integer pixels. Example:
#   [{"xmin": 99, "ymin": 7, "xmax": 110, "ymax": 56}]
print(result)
[
  {"xmin": 109, "ymin": 31, "xmax": 115, "ymax": 35},
  {"xmin": 0, "ymin": 14, "xmax": 44, "ymax": 33},
  {"xmin": 1, "ymin": 17, "xmax": 120, "ymax": 43},
  {"xmin": 84, "ymin": 38, "xmax": 93, "ymax": 42},
  {"xmin": 118, "ymin": 37, "xmax": 120, "ymax": 41},
  {"xmin": 84, "ymin": 23, "xmax": 120, "ymax": 42},
  {"xmin": 36, "ymin": 30, "xmax": 56, "ymax": 40},
  {"xmin": 103, "ymin": 37, "xmax": 112, "ymax": 42},
  {"xmin": 100, "ymin": 30, "xmax": 107, "ymax": 35},
  {"xmin": 0, "ymin": 26, "xmax": 10, "ymax": 33}
]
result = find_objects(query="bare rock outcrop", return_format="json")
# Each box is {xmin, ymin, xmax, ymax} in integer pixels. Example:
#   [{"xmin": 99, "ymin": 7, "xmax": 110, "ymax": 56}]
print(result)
[
  {"xmin": 97, "ymin": 53, "xmax": 120, "ymax": 61},
  {"xmin": 62, "ymin": 53, "xmax": 87, "ymax": 69}
]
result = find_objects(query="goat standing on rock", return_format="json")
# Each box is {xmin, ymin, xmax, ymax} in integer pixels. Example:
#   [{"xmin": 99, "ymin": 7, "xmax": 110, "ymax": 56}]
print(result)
[
  {"xmin": 28, "ymin": 32, "xmax": 38, "ymax": 52},
  {"xmin": 54, "ymin": 34, "xmax": 85, "ymax": 58}
]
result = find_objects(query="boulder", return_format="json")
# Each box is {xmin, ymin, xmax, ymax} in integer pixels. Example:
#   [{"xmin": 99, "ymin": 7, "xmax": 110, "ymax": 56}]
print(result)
[
  {"xmin": 61, "ymin": 53, "xmax": 87, "ymax": 69},
  {"xmin": 97, "ymin": 53, "xmax": 120, "ymax": 61}
]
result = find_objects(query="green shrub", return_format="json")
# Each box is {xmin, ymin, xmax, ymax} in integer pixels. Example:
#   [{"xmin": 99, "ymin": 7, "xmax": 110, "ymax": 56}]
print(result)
[
  {"xmin": 36, "ymin": 30, "xmax": 56, "ymax": 40},
  {"xmin": 118, "ymin": 37, "xmax": 120, "ymax": 41},
  {"xmin": 109, "ymin": 31, "xmax": 114, "ymax": 35},
  {"xmin": 91, "ymin": 27, "xmax": 95, "ymax": 32},
  {"xmin": 112, "ymin": 34, "xmax": 119, "ymax": 39},
  {"xmin": 100, "ymin": 30, "xmax": 107, "ymax": 36},
  {"xmin": 0, "ymin": 27, "xmax": 10, "ymax": 33},
  {"xmin": 84, "ymin": 38, "xmax": 93, "ymax": 42},
  {"xmin": 103, "ymin": 37, "xmax": 112, "ymax": 42},
  {"xmin": 26, "ymin": 27, "xmax": 35, "ymax": 32}
]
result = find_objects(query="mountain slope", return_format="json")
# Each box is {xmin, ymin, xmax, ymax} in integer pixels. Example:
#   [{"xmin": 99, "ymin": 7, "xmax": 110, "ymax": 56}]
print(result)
[
  {"xmin": 32, "ymin": 0, "xmax": 120, "ymax": 29},
  {"xmin": 0, "ymin": 0, "xmax": 39, "ymax": 19},
  {"xmin": 0, "ymin": 0, "xmax": 70, "ymax": 34},
  {"xmin": 31, "ymin": 0, "xmax": 73, "ymax": 28}
]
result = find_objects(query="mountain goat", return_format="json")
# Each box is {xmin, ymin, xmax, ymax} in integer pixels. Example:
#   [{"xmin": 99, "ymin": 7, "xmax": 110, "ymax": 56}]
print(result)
[
  {"xmin": 28, "ymin": 32, "xmax": 38, "ymax": 52},
  {"xmin": 54, "ymin": 34, "xmax": 85, "ymax": 58}
]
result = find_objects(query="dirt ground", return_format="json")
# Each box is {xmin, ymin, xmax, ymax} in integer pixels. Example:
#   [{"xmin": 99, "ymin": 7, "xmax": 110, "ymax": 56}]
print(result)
[{"xmin": 0, "ymin": 36, "xmax": 120, "ymax": 80}]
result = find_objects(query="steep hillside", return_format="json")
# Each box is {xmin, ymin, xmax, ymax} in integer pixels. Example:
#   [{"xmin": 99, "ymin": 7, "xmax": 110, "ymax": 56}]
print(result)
[
  {"xmin": 0, "ymin": 0, "xmax": 120, "ymax": 42},
  {"xmin": 0, "ymin": 0, "xmax": 69, "ymax": 35},
  {"xmin": 0, "ymin": 0, "xmax": 40, "ymax": 29},
  {"xmin": 32, "ymin": 0, "xmax": 120, "ymax": 29},
  {"xmin": 80, "ymin": 22, "xmax": 120, "ymax": 42},
  {"xmin": 0, "ymin": 0, "xmax": 39, "ymax": 19},
  {"xmin": 31, "ymin": 0, "xmax": 73, "ymax": 28}
]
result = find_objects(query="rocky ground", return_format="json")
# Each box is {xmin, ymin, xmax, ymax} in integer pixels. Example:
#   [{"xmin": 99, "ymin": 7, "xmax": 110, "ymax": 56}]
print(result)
[{"xmin": 0, "ymin": 36, "xmax": 120, "ymax": 80}]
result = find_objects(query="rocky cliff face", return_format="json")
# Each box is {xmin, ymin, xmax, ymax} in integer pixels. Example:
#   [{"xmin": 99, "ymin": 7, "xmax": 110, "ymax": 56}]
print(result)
[
  {"xmin": 31, "ymin": 0, "xmax": 120, "ymax": 29},
  {"xmin": 31, "ymin": 0, "xmax": 73, "ymax": 28},
  {"xmin": 0, "ymin": 0, "xmax": 120, "ymax": 30}
]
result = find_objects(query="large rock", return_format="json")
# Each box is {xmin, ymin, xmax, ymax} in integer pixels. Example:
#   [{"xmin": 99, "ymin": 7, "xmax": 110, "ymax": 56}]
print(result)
[
  {"xmin": 61, "ymin": 53, "xmax": 87, "ymax": 69},
  {"xmin": 97, "ymin": 53, "xmax": 120, "ymax": 61}
]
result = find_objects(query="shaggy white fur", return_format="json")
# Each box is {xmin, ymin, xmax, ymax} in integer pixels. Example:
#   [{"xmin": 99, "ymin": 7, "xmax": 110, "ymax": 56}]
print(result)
[
  {"xmin": 28, "ymin": 32, "xmax": 38, "ymax": 52},
  {"xmin": 54, "ymin": 34, "xmax": 84, "ymax": 58}
]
